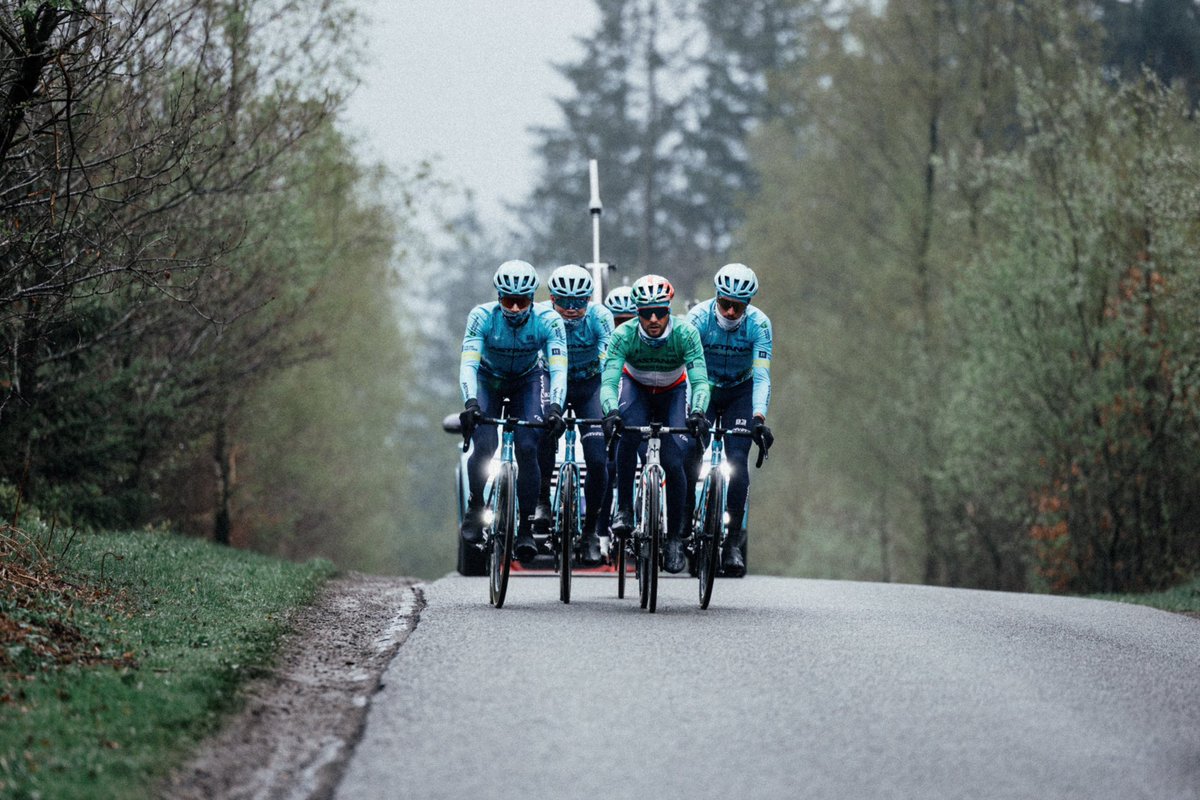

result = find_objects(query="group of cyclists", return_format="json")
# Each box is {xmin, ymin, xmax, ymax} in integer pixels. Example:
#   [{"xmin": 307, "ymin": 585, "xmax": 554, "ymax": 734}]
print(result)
[{"xmin": 457, "ymin": 259, "xmax": 774, "ymax": 579}]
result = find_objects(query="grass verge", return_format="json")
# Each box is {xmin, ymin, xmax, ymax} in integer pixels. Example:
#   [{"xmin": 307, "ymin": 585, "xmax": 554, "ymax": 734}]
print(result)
[
  {"xmin": 1091, "ymin": 575, "xmax": 1200, "ymax": 615},
  {"xmin": 1, "ymin": 523, "xmax": 334, "ymax": 799}
]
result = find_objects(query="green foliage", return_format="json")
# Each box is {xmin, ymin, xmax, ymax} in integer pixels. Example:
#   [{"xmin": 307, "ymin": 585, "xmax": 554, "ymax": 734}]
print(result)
[
  {"xmin": 0, "ymin": 526, "xmax": 333, "ymax": 800},
  {"xmin": 1092, "ymin": 574, "xmax": 1200, "ymax": 614},
  {"xmin": 941, "ymin": 66, "xmax": 1200, "ymax": 593}
]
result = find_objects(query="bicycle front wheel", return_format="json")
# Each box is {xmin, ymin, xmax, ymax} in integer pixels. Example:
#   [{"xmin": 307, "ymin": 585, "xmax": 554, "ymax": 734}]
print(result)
[
  {"xmin": 557, "ymin": 464, "xmax": 578, "ymax": 604},
  {"xmin": 489, "ymin": 463, "xmax": 516, "ymax": 608},
  {"xmin": 638, "ymin": 466, "xmax": 663, "ymax": 613},
  {"xmin": 697, "ymin": 470, "xmax": 725, "ymax": 610}
]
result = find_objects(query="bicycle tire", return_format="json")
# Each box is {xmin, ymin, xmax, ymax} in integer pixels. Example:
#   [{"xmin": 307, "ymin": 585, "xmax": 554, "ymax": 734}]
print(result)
[
  {"xmin": 639, "ymin": 465, "xmax": 663, "ymax": 613},
  {"xmin": 557, "ymin": 464, "xmax": 578, "ymax": 604},
  {"xmin": 489, "ymin": 464, "xmax": 516, "ymax": 608},
  {"xmin": 616, "ymin": 538, "xmax": 627, "ymax": 598},
  {"xmin": 635, "ymin": 476, "xmax": 648, "ymax": 608},
  {"xmin": 698, "ymin": 470, "xmax": 725, "ymax": 609},
  {"xmin": 647, "ymin": 474, "xmax": 662, "ymax": 613}
]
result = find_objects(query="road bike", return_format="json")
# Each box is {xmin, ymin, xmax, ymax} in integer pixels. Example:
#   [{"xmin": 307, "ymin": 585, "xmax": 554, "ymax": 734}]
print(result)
[
  {"xmin": 550, "ymin": 411, "xmax": 605, "ymax": 604},
  {"xmin": 616, "ymin": 422, "xmax": 694, "ymax": 613},
  {"xmin": 692, "ymin": 421, "xmax": 768, "ymax": 609},
  {"xmin": 464, "ymin": 412, "xmax": 547, "ymax": 608}
]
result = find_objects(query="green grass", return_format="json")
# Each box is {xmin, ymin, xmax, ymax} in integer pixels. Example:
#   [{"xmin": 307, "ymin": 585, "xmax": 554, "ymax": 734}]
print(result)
[
  {"xmin": 1091, "ymin": 575, "xmax": 1200, "ymax": 614},
  {"xmin": 1, "ymin": 526, "xmax": 334, "ymax": 800}
]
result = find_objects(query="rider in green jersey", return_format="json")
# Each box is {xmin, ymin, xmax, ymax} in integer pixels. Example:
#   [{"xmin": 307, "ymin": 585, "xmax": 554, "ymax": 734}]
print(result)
[{"xmin": 601, "ymin": 275, "xmax": 710, "ymax": 574}]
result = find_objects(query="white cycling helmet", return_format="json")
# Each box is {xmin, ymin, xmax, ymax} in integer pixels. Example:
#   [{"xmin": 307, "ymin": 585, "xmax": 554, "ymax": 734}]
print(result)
[
  {"xmin": 604, "ymin": 286, "xmax": 637, "ymax": 316},
  {"xmin": 547, "ymin": 264, "xmax": 593, "ymax": 299},
  {"xmin": 493, "ymin": 259, "xmax": 539, "ymax": 297},
  {"xmin": 630, "ymin": 274, "xmax": 674, "ymax": 308},
  {"xmin": 714, "ymin": 263, "xmax": 758, "ymax": 302}
]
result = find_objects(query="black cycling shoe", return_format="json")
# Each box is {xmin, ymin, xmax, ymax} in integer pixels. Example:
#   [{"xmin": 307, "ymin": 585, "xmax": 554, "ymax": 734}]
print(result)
[
  {"xmin": 722, "ymin": 528, "xmax": 746, "ymax": 577},
  {"xmin": 664, "ymin": 538, "xmax": 687, "ymax": 574},
  {"xmin": 611, "ymin": 509, "xmax": 634, "ymax": 539},
  {"xmin": 531, "ymin": 501, "xmax": 552, "ymax": 535},
  {"xmin": 460, "ymin": 507, "xmax": 485, "ymax": 544},
  {"xmin": 580, "ymin": 532, "xmax": 603, "ymax": 566},
  {"xmin": 514, "ymin": 531, "xmax": 539, "ymax": 564}
]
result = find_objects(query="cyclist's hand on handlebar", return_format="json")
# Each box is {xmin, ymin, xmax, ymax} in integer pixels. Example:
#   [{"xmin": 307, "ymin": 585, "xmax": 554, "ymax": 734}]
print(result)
[
  {"xmin": 686, "ymin": 411, "xmax": 711, "ymax": 439},
  {"xmin": 460, "ymin": 398, "xmax": 482, "ymax": 441},
  {"xmin": 602, "ymin": 409, "xmax": 624, "ymax": 440},
  {"xmin": 752, "ymin": 418, "xmax": 773, "ymax": 450},
  {"xmin": 752, "ymin": 417, "xmax": 773, "ymax": 467},
  {"xmin": 544, "ymin": 403, "xmax": 566, "ymax": 439}
]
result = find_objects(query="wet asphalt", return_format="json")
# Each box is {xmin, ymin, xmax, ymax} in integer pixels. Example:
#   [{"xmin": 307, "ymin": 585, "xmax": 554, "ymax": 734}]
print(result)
[{"xmin": 335, "ymin": 574, "xmax": 1200, "ymax": 800}]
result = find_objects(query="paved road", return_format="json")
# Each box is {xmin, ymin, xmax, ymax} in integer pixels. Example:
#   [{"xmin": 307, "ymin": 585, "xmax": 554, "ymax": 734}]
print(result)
[{"xmin": 336, "ymin": 574, "xmax": 1200, "ymax": 800}]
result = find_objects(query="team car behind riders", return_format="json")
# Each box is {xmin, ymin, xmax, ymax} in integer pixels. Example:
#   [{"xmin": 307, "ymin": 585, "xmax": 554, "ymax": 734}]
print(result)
[
  {"xmin": 684, "ymin": 263, "xmax": 774, "ymax": 576},
  {"xmin": 459, "ymin": 260, "xmax": 567, "ymax": 564},
  {"xmin": 534, "ymin": 264, "xmax": 615, "ymax": 566},
  {"xmin": 602, "ymin": 274, "xmax": 710, "ymax": 575}
]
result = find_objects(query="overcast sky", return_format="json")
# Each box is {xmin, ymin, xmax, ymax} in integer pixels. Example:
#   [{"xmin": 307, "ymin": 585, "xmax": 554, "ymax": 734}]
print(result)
[{"xmin": 341, "ymin": 1, "xmax": 600, "ymax": 230}]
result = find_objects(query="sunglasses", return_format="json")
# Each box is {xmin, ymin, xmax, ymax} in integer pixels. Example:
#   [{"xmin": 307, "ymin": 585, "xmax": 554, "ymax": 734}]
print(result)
[
  {"xmin": 499, "ymin": 294, "xmax": 532, "ymax": 311},
  {"xmin": 638, "ymin": 306, "xmax": 670, "ymax": 321},
  {"xmin": 553, "ymin": 296, "xmax": 590, "ymax": 310},
  {"xmin": 716, "ymin": 297, "xmax": 747, "ymax": 315}
]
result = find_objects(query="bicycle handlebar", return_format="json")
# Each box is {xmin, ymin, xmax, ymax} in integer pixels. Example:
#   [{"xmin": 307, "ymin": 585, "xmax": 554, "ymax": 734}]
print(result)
[
  {"xmin": 461, "ymin": 415, "xmax": 549, "ymax": 451},
  {"xmin": 706, "ymin": 426, "xmax": 771, "ymax": 469}
]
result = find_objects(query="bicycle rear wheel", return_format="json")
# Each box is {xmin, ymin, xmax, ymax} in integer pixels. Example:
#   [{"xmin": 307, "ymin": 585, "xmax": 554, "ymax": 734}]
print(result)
[
  {"xmin": 557, "ymin": 464, "xmax": 578, "ymax": 604},
  {"xmin": 489, "ymin": 464, "xmax": 516, "ymax": 608},
  {"xmin": 697, "ymin": 470, "xmax": 725, "ymax": 609}
]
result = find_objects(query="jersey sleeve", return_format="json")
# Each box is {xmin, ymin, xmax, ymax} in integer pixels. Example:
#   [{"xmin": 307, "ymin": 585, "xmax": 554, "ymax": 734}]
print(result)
[
  {"xmin": 600, "ymin": 323, "xmax": 631, "ymax": 414},
  {"xmin": 680, "ymin": 321, "xmax": 710, "ymax": 413},
  {"xmin": 751, "ymin": 313, "xmax": 773, "ymax": 417},
  {"xmin": 543, "ymin": 312, "xmax": 568, "ymax": 409},
  {"xmin": 459, "ymin": 305, "xmax": 489, "ymax": 403},
  {"xmin": 595, "ymin": 305, "xmax": 615, "ymax": 363}
]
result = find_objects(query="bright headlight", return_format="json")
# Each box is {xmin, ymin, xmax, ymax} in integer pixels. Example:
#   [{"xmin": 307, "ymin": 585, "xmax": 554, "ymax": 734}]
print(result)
[
  {"xmin": 722, "ymin": 511, "xmax": 731, "ymax": 525},
  {"xmin": 719, "ymin": 462, "xmax": 732, "ymax": 478},
  {"xmin": 483, "ymin": 509, "xmax": 495, "ymax": 526},
  {"xmin": 487, "ymin": 459, "xmax": 501, "ymax": 479}
]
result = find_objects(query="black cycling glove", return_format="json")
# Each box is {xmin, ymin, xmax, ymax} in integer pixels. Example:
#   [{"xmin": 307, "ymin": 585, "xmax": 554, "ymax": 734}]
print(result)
[
  {"xmin": 460, "ymin": 398, "xmax": 482, "ymax": 440},
  {"xmin": 752, "ymin": 418, "xmax": 773, "ymax": 451},
  {"xmin": 602, "ymin": 409, "xmax": 624, "ymax": 440},
  {"xmin": 686, "ymin": 411, "xmax": 711, "ymax": 439},
  {"xmin": 544, "ymin": 403, "xmax": 566, "ymax": 439}
]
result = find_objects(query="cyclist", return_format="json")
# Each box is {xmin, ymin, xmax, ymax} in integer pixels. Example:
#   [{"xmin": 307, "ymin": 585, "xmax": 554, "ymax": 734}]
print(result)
[
  {"xmin": 684, "ymin": 263, "xmax": 774, "ymax": 576},
  {"xmin": 601, "ymin": 274, "xmax": 710, "ymax": 574},
  {"xmin": 593, "ymin": 285, "xmax": 639, "ymax": 545},
  {"xmin": 605, "ymin": 285, "xmax": 637, "ymax": 327},
  {"xmin": 459, "ymin": 260, "xmax": 568, "ymax": 564},
  {"xmin": 534, "ymin": 264, "xmax": 615, "ymax": 566}
]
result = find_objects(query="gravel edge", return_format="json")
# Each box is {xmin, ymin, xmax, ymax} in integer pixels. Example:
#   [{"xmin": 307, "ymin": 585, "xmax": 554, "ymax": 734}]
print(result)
[{"xmin": 160, "ymin": 572, "xmax": 424, "ymax": 800}]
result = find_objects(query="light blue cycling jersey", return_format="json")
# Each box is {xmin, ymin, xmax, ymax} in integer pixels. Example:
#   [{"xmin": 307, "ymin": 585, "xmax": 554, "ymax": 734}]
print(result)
[
  {"xmin": 535, "ymin": 301, "xmax": 615, "ymax": 382},
  {"xmin": 460, "ymin": 302, "xmax": 567, "ymax": 408},
  {"xmin": 686, "ymin": 298, "xmax": 772, "ymax": 417}
]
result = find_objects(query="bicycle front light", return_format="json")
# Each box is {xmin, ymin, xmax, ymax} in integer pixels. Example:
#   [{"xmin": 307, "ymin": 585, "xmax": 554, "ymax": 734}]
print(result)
[
  {"xmin": 487, "ymin": 459, "xmax": 501, "ymax": 479},
  {"xmin": 719, "ymin": 462, "xmax": 732, "ymax": 478},
  {"xmin": 483, "ymin": 509, "xmax": 495, "ymax": 526}
]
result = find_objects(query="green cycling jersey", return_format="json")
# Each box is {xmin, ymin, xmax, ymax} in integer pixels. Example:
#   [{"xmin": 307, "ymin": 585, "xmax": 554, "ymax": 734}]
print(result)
[{"xmin": 600, "ymin": 317, "xmax": 710, "ymax": 414}]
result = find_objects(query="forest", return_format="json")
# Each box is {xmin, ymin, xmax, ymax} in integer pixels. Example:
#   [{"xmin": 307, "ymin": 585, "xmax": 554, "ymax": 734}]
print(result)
[{"xmin": 2, "ymin": 0, "xmax": 1198, "ymax": 593}]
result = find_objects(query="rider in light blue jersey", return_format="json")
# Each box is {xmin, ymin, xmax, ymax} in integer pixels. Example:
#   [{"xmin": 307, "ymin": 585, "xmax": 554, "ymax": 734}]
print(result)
[
  {"xmin": 459, "ymin": 260, "xmax": 568, "ymax": 564},
  {"xmin": 684, "ymin": 263, "xmax": 774, "ymax": 576},
  {"xmin": 534, "ymin": 264, "xmax": 615, "ymax": 565}
]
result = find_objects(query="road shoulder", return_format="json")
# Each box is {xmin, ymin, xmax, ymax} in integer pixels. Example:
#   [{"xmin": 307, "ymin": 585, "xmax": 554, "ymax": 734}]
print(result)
[{"xmin": 161, "ymin": 572, "xmax": 422, "ymax": 800}]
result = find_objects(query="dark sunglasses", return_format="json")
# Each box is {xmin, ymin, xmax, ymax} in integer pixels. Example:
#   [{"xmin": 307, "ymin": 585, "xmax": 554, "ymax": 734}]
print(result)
[
  {"xmin": 499, "ymin": 294, "xmax": 532, "ymax": 310},
  {"xmin": 553, "ymin": 296, "xmax": 590, "ymax": 310},
  {"xmin": 716, "ymin": 297, "xmax": 747, "ymax": 314},
  {"xmin": 638, "ymin": 306, "xmax": 670, "ymax": 320}
]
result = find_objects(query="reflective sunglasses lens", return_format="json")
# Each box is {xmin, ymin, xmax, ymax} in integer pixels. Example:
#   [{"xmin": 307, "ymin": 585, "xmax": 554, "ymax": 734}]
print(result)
[
  {"xmin": 638, "ymin": 306, "xmax": 669, "ymax": 320},
  {"xmin": 500, "ymin": 294, "xmax": 531, "ymax": 310},
  {"xmin": 717, "ymin": 297, "xmax": 746, "ymax": 313},
  {"xmin": 556, "ymin": 297, "xmax": 589, "ymax": 310}
]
